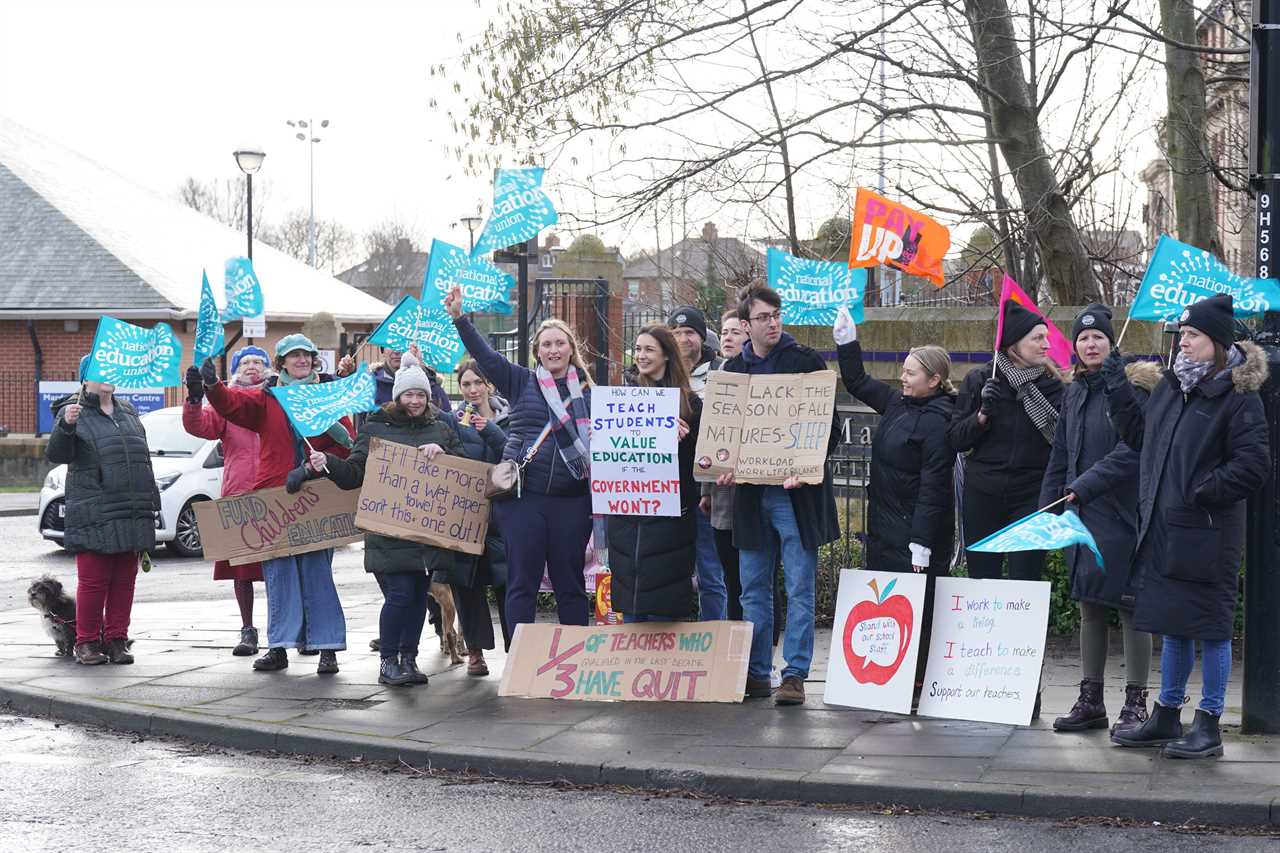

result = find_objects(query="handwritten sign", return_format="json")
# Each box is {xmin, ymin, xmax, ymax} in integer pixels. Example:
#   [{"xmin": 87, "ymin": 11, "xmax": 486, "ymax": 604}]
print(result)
[
  {"xmin": 823, "ymin": 570, "xmax": 926, "ymax": 714},
  {"xmin": 500, "ymin": 621, "xmax": 751, "ymax": 703},
  {"xmin": 589, "ymin": 385, "xmax": 680, "ymax": 516},
  {"xmin": 192, "ymin": 479, "xmax": 361, "ymax": 566},
  {"xmin": 916, "ymin": 577, "xmax": 1051, "ymax": 726},
  {"xmin": 353, "ymin": 438, "xmax": 492, "ymax": 556},
  {"xmin": 692, "ymin": 370, "xmax": 837, "ymax": 485}
]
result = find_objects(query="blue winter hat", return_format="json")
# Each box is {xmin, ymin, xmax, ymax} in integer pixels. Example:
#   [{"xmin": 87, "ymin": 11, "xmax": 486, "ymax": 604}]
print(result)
[
  {"xmin": 231, "ymin": 345, "xmax": 270, "ymax": 374},
  {"xmin": 274, "ymin": 334, "xmax": 318, "ymax": 359},
  {"xmin": 78, "ymin": 354, "xmax": 90, "ymax": 382}
]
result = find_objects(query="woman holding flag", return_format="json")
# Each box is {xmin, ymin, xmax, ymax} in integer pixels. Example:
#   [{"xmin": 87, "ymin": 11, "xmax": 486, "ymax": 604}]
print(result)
[
  {"xmin": 1105, "ymin": 295, "xmax": 1269, "ymax": 759},
  {"xmin": 443, "ymin": 284, "xmax": 595, "ymax": 630},
  {"xmin": 1039, "ymin": 305, "xmax": 1159, "ymax": 737},
  {"xmin": 200, "ymin": 334, "xmax": 355, "ymax": 674}
]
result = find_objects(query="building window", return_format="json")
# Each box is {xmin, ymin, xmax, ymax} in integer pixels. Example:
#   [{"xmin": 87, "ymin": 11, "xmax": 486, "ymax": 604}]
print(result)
[{"xmin": 540, "ymin": 253, "xmax": 554, "ymax": 270}]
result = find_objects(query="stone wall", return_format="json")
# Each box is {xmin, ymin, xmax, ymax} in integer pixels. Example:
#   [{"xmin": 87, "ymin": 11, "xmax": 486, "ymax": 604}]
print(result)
[{"xmin": 0, "ymin": 436, "xmax": 52, "ymax": 487}]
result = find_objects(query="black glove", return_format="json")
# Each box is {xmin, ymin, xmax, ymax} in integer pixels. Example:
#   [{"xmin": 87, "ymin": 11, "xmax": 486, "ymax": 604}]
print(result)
[
  {"xmin": 186, "ymin": 365, "xmax": 204, "ymax": 404},
  {"xmin": 1101, "ymin": 348, "xmax": 1126, "ymax": 392},
  {"xmin": 285, "ymin": 465, "xmax": 310, "ymax": 494},
  {"xmin": 200, "ymin": 357, "xmax": 219, "ymax": 388},
  {"xmin": 979, "ymin": 377, "xmax": 1003, "ymax": 418}
]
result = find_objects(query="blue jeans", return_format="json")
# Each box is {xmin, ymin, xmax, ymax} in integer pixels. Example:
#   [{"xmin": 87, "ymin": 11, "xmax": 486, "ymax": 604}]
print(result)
[
  {"xmin": 263, "ymin": 549, "xmax": 346, "ymax": 650},
  {"xmin": 694, "ymin": 509, "xmax": 728, "ymax": 620},
  {"xmin": 379, "ymin": 573, "xmax": 429, "ymax": 659},
  {"xmin": 738, "ymin": 487, "xmax": 816, "ymax": 681},
  {"xmin": 1158, "ymin": 635, "xmax": 1232, "ymax": 716}
]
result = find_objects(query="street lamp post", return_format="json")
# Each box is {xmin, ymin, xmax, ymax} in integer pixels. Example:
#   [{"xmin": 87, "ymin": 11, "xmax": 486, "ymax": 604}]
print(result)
[
  {"xmin": 460, "ymin": 215, "xmax": 483, "ymax": 252},
  {"xmin": 287, "ymin": 118, "xmax": 329, "ymax": 267},
  {"xmin": 232, "ymin": 148, "xmax": 265, "ymax": 261}
]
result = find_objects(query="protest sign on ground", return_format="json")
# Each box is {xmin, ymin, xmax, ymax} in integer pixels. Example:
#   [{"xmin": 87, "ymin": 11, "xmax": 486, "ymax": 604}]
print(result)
[
  {"xmin": 352, "ymin": 438, "xmax": 492, "ymax": 556},
  {"xmin": 499, "ymin": 621, "xmax": 751, "ymax": 703},
  {"xmin": 692, "ymin": 370, "xmax": 837, "ymax": 485},
  {"xmin": 85, "ymin": 316, "xmax": 183, "ymax": 388},
  {"xmin": 823, "ymin": 570, "xmax": 926, "ymax": 714},
  {"xmin": 193, "ymin": 479, "xmax": 361, "ymax": 566},
  {"xmin": 916, "ymin": 577, "xmax": 1051, "ymax": 726},
  {"xmin": 589, "ymin": 385, "xmax": 681, "ymax": 516}
]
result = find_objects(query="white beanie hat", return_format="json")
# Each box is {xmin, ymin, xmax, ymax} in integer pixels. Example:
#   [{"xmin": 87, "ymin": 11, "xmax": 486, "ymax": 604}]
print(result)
[{"xmin": 391, "ymin": 351, "xmax": 432, "ymax": 401}]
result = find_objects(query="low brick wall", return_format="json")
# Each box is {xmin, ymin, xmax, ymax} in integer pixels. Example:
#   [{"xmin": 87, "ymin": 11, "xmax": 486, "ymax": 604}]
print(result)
[{"xmin": 0, "ymin": 436, "xmax": 52, "ymax": 487}]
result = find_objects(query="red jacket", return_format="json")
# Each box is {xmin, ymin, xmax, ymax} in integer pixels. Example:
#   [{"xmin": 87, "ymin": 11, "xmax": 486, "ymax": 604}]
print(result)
[
  {"xmin": 204, "ymin": 380, "xmax": 353, "ymax": 490},
  {"xmin": 182, "ymin": 400, "xmax": 260, "ymax": 497}
]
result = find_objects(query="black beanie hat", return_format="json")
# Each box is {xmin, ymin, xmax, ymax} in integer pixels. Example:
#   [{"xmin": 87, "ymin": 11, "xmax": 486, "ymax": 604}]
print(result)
[
  {"xmin": 668, "ymin": 305, "xmax": 708, "ymax": 341},
  {"xmin": 999, "ymin": 299, "xmax": 1044, "ymax": 349},
  {"xmin": 1179, "ymin": 294, "xmax": 1235, "ymax": 349},
  {"xmin": 1071, "ymin": 303, "xmax": 1115, "ymax": 345}
]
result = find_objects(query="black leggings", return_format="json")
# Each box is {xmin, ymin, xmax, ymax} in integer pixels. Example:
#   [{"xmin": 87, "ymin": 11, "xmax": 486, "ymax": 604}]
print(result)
[{"xmin": 714, "ymin": 527, "xmax": 785, "ymax": 647}]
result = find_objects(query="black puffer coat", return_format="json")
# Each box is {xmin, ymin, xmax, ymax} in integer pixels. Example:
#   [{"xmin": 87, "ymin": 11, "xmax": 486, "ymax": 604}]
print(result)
[
  {"xmin": 607, "ymin": 391, "xmax": 702, "ymax": 619},
  {"xmin": 1107, "ymin": 342, "xmax": 1270, "ymax": 640},
  {"xmin": 1039, "ymin": 362, "xmax": 1160, "ymax": 610},
  {"xmin": 838, "ymin": 342, "xmax": 955, "ymax": 574},
  {"xmin": 322, "ymin": 404, "xmax": 465, "ymax": 575},
  {"xmin": 445, "ymin": 397, "xmax": 510, "ymax": 589},
  {"xmin": 948, "ymin": 361, "xmax": 1065, "ymax": 497},
  {"xmin": 46, "ymin": 391, "xmax": 159, "ymax": 555}
]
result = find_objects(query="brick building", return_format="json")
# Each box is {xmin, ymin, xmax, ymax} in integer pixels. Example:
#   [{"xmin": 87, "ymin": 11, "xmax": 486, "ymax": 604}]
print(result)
[{"xmin": 0, "ymin": 117, "xmax": 391, "ymax": 435}]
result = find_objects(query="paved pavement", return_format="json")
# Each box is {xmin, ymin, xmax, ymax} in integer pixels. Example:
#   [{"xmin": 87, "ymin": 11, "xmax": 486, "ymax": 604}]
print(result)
[
  {"xmin": 0, "ymin": 491, "xmax": 38, "ymax": 517},
  {"xmin": 2, "ymin": 576, "xmax": 1278, "ymax": 828}
]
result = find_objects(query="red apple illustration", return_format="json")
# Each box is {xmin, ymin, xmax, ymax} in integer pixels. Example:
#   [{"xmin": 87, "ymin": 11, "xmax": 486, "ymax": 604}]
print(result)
[{"xmin": 842, "ymin": 578, "xmax": 913, "ymax": 685}]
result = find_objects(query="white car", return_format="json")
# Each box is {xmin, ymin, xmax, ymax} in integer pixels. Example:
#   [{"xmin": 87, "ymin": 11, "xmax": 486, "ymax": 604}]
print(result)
[{"xmin": 38, "ymin": 406, "xmax": 225, "ymax": 557}]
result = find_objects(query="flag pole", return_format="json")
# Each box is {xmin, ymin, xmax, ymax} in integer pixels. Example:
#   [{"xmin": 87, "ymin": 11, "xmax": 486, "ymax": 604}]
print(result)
[
  {"xmin": 1037, "ymin": 494, "xmax": 1071, "ymax": 514},
  {"xmin": 1115, "ymin": 311, "xmax": 1135, "ymax": 350},
  {"xmin": 302, "ymin": 436, "xmax": 330, "ymax": 474}
]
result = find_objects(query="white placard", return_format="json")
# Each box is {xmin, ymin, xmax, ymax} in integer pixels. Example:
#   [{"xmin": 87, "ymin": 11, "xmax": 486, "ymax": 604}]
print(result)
[
  {"xmin": 241, "ymin": 314, "xmax": 266, "ymax": 338},
  {"xmin": 589, "ymin": 385, "xmax": 681, "ymax": 517},
  {"xmin": 916, "ymin": 577, "xmax": 1051, "ymax": 726},
  {"xmin": 823, "ymin": 569, "xmax": 926, "ymax": 714}
]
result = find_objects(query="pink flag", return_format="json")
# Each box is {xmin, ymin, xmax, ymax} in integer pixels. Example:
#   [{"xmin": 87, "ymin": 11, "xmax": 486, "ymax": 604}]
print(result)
[{"xmin": 995, "ymin": 275, "xmax": 1073, "ymax": 370}]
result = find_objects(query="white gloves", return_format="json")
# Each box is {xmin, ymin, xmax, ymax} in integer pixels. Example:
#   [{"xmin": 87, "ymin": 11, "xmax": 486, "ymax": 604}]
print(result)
[
  {"xmin": 908, "ymin": 543, "xmax": 931, "ymax": 570},
  {"xmin": 833, "ymin": 306, "xmax": 857, "ymax": 345}
]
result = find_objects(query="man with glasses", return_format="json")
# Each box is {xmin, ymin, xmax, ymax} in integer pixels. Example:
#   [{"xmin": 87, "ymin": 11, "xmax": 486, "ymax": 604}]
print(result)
[{"xmin": 718, "ymin": 287, "xmax": 840, "ymax": 705}]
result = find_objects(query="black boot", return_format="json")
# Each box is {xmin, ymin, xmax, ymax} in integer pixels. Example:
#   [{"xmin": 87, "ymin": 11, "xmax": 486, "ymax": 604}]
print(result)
[
  {"xmin": 1112, "ymin": 699, "xmax": 1182, "ymax": 747},
  {"xmin": 103, "ymin": 637, "xmax": 134, "ymax": 665},
  {"xmin": 1110, "ymin": 685, "xmax": 1149, "ymax": 738},
  {"xmin": 233, "ymin": 626, "xmax": 259, "ymax": 657},
  {"xmin": 317, "ymin": 650, "xmax": 339, "ymax": 674},
  {"xmin": 253, "ymin": 647, "xmax": 288, "ymax": 671},
  {"xmin": 1053, "ymin": 679, "xmax": 1108, "ymax": 732},
  {"xmin": 378, "ymin": 657, "xmax": 414, "ymax": 686},
  {"xmin": 369, "ymin": 638, "xmax": 381, "ymax": 652},
  {"xmin": 400, "ymin": 654, "xmax": 430, "ymax": 685},
  {"xmin": 1164, "ymin": 709, "xmax": 1223, "ymax": 759}
]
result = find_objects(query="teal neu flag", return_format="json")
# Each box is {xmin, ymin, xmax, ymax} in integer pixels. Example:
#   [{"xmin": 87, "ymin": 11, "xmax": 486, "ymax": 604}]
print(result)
[
  {"xmin": 222, "ymin": 256, "xmax": 264, "ymax": 322},
  {"xmin": 268, "ymin": 368, "xmax": 379, "ymax": 437},
  {"xmin": 470, "ymin": 167, "xmax": 558, "ymax": 258},
  {"xmin": 767, "ymin": 247, "xmax": 867, "ymax": 325},
  {"xmin": 367, "ymin": 295, "xmax": 466, "ymax": 372},
  {"xmin": 968, "ymin": 508, "xmax": 1105, "ymax": 571},
  {"xmin": 192, "ymin": 270, "xmax": 225, "ymax": 365},
  {"xmin": 85, "ymin": 316, "xmax": 183, "ymax": 387},
  {"xmin": 1130, "ymin": 234, "xmax": 1280, "ymax": 321},
  {"xmin": 423, "ymin": 238, "xmax": 514, "ymax": 314}
]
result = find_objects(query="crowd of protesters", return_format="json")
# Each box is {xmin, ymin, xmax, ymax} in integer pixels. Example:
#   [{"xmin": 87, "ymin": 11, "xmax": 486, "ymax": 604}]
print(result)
[{"xmin": 49, "ymin": 281, "xmax": 1268, "ymax": 760}]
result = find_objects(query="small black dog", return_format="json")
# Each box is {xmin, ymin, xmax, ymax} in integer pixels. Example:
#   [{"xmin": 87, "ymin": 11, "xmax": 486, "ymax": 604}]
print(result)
[{"xmin": 27, "ymin": 575, "xmax": 76, "ymax": 657}]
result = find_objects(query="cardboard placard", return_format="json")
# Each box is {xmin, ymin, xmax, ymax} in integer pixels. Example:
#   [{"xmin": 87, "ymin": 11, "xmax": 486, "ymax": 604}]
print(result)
[
  {"xmin": 353, "ymin": 438, "xmax": 492, "ymax": 556},
  {"xmin": 499, "ymin": 621, "xmax": 752, "ymax": 703},
  {"xmin": 823, "ymin": 569, "xmax": 927, "ymax": 714},
  {"xmin": 193, "ymin": 479, "xmax": 361, "ymax": 565},
  {"xmin": 916, "ymin": 577, "xmax": 1051, "ymax": 726},
  {"xmin": 589, "ymin": 384, "xmax": 681, "ymax": 516},
  {"xmin": 693, "ymin": 370, "xmax": 837, "ymax": 485}
]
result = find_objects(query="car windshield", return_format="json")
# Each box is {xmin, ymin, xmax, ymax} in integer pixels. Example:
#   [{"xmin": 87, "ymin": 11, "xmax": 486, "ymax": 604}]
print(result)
[{"xmin": 141, "ymin": 410, "xmax": 206, "ymax": 457}]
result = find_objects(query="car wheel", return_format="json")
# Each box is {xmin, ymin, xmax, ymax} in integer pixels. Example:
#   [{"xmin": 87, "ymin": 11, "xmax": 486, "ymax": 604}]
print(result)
[{"xmin": 169, "ymin": 499, "xmax": 206, "ymax": 558}]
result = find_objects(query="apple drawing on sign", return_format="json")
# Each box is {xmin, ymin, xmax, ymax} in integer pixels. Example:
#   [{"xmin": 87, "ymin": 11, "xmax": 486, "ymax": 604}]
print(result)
[{"xmin": 842, "ymin": 578, "xmax": 913, "ymax": 685}]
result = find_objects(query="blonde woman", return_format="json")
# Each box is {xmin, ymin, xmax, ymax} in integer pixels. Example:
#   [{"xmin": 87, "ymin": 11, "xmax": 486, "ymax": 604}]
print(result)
[{"xmin": 444, "ymin": 285, "xmax": 594, "ymax": 628}]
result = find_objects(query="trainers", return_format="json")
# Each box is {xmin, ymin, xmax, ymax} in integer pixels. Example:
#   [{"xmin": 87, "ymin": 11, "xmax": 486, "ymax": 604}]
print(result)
[
  {"xmin": 769, "ymin": 666, "xmax": 782, "ymax": 690},
  {"xmin": 74, "ymin": 641, "xmax": 108, "ymax": 666},
  {"xmin": 232, "ymin": 626, "xmax": 259, "ymax": 657},
  {"xmin": 103, "ymin": 637, "xmax": 134, "ymax": 665},
  {"xmin": 775, "ymin": 676, "xmax": 806, "ymax": 706},
  {"xmin": 253, "ymin": 647, "xmax": 288, "ymax": 671},
  {"xmin": 317, "ymin": 650, "xmax": 339, "ymax": 674}
]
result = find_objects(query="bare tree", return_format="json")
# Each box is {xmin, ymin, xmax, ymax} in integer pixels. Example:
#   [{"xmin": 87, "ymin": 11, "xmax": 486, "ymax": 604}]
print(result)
[
  {"xmin": 357, "ymin": 220, "xmax": 424, "ymax": 303},
  {"xmin": 260, "ymin": 209, "xmax": 359, "ymax": 273},
  {"xmin": 176, "ymin": 176, "xmax": 268, "ymax": 237}
]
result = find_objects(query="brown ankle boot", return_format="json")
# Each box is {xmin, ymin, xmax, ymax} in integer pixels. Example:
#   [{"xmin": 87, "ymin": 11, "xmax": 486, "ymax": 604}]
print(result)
[
  {"xmin": 1111, "ymin": 685, "xmax": 1149, "ymax": 737},
  {"xmin": 1053, "ymin": 679, "xmax": 1107, "ymax": 732}
]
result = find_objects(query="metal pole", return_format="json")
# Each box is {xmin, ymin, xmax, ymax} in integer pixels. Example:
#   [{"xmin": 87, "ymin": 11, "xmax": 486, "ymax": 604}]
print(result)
[
  {"xmin": 594, "ymin": 276, "xmax": 610, "ymax": 384},
  {"xmin": 308, "ymin": 120, "xmax": 316, "ymax": 268},
  {"xmin": 246, "ymin": 173, "xmax": 254, "ymax": 262},
  {"xmin": 1243, "ymin": 1, "xmax": 1280, "ymax": 734},
  {"xmin": 516, "ymin": 240, "xmax": 531, "ymax": 369}
]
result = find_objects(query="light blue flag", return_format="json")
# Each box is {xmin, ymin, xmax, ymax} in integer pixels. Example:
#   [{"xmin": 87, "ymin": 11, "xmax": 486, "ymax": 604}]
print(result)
[
  {"xmin": 1130, "ymin": 234, "xmax": 1280, "ymax": 321},
  {"xmin": 767, "ymin": 247, "xmax": 867, "ymax": 325},
  {"xmin": 85, "ymin": 316, "xmax": 184, "ymax": 387},
  {"xmin": 367, "ymin": 295, "xmax": 466, "ymax": 372},
  {"xmin": 192, "ymin": 270, "xmax": 225, "ymax": 365},
  {"xmin": 268, "ymin": 368, "xmax": 379, "ymax": 438},
  {"xmin": 968, "ymin": 508, "xmax": 1105, "ymax": 571},
  {"xmin": 470, "ymin": 167, "xmax": 558, "ymax": 258},
  {"xmin": 423, "ymin": 238, "xmax": 514, "ymax": 314},
  {"xmin": 222, "ymin": 256, "xmax": 264, "ymax": 322}
]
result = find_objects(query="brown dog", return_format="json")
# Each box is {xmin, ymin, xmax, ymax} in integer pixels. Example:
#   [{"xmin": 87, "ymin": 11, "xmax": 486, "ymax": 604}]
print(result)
[{"xmin": 429, "ymin": 582, "xmax": 465, "ymax": 665}]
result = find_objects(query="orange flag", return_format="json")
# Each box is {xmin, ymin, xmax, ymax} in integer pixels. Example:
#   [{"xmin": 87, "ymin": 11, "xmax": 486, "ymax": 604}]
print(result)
[{"xmin": 848, "ymin": 188, "xmax": 951, "ymax": 286}]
